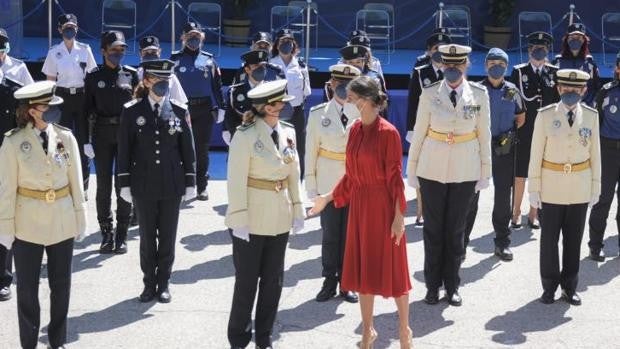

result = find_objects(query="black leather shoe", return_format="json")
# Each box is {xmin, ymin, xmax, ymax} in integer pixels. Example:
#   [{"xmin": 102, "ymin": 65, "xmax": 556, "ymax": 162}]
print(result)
[
  {"xmin": 510, "ymin": 220, "xmax": 522, "ymax": 229},
  {"xmin": 0, "ymin": 286, "xmax": 11, "ymax": 301},
  {"xmin": 230, "ymin": 347, "xmax": 245, "ymax": 349},
  {"xmin": 47, "ymin": 345, "xmax": 66, "ymax": 349},
  {"xmin": 99, "ymin": 232, "xmax": 114, "ymax": 254},
  {"xmin": 424, "ymin": 289, "xmax": 439, "ymax": 305},
  {"xmin": 138, "ymin": 287, "xmax": 156, "ymax": 302},
  {"xmin": 494, "ymin": 246, "xmax": 514, "ymax": 261},
  {"xmin": 589, "ymin": 249, "xmax": 605, "ymax": 262},
  {"xmin": 197, "ymin": 190, "xmax": 209, "ymax": 201},
  {"xmin": 415, "ymin": 217, "xmax": 424, "ymax": 226},
  {"xmin": 561, "ymin": 290, "xmax": 581, "ymax": 306},
  {"xmin": 340, "ymin": 290, "xmax": 359, "ymax": 303},
  {"xmin": 158, "ymin": 288, "xmax": 172, "ymax": 303},
  {"xmin": 315, "ymin": 278, "xmax": 337, "ymax": 302},
  {"xmin": 114, "ymin": 224, "xmax": 129, "ymax": 254},
  {"xmin": 256, "ymin": 346, "xmax": 273, "ymax": 349},
  {"xmin": 130, "ymin": 208, "xmax": 139, "ymax": 227},
  {"xmin": 447, "ymin": 291, "xmax": 462, "ymax": 306},
  {"xmin": 527, "ymin": 219, "xmax": 540, "ymax": 230},
  {"xmin": 539, "ymin": 291, "xmax": 555, "ymax": 304}
]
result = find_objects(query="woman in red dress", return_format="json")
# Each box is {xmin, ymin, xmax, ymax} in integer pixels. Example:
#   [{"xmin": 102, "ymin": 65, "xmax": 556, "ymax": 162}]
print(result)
[{"xmin": 309, "ymin": 76, "xmax": 412, "ymax": 349}]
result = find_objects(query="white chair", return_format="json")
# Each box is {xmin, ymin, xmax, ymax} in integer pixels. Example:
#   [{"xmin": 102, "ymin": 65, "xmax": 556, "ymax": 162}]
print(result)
[
  {"xmin": 355, "ymin": 9, "xmax": 392, "ymax": 63},
  {"xmin": 187, "ymin": 2, "xmax": 222, "ymax": 56},
  {"xmin": 288, "ymin": 1, "xmax": 319, "ymax": 52},
  {"xmin": 518, "ymin": 11, "xmax": 553, "ymax": 63},
  {"xmin": 435, "ymin": 5, "xmax": 471, "ymax": 47},
  {"xmin": 102, "ymin": 0, "xmax": 137, "ymax": 54},
  {"xmin": 602, "ymin": 12, "xmax": 620, "ymax": 67},
  {"xmin": 363, "ymin": 2, "xmax": 395, "ymax": 53}
]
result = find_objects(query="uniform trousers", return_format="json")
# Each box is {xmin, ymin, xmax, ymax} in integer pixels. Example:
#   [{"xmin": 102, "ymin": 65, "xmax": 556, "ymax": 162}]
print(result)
[
  {"xmin": 588, "ymin": 138, "xmax": 620, "ymax": 251},
  {"xmin": 228, "ymin": 231, "xmax": 289, "ymax": 348},
  {"xmin": 13, "ymin": 237, "xmax": 73, "ymax": 349},
  {"xmin": 134, "ymin": 196, "xmax": 182, "ymax": 290},
  {"xmin": 188, "ymin": 102, "xmax": 214, "ymax": 193},
  {"xmin": 0, "ymin": 245, "xmax": 12, "ymax": 288},
  {"xmin": 290, "ymin": 105, "xmax": 306, "ymax": 179},
  {"xmin": 56, "ymin": 90, "xmax": 89, "ymax": 192},
  {"xmin": 320, "ymin": 202, "xmax": 349, "ymax": 279},
  {"xmin": 419, "ymin": 177, "xmax": 475, "ymax": 294},
  {"xmin": 93, "ymin": 124, "xmax": 131, "ymax": 228},
  {"xmin": 539, "ymin": 202, "xmax": 588, "ymax": 294}
]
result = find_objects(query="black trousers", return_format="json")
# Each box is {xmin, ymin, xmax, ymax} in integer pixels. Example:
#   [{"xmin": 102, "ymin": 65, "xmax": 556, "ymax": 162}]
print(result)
[
  {"xmin": 134, "ymin": 196, "xmax": 182, "ymax": 290},
  {"xmin": 290, "ymin": 105, "xmax": 306, "ymax": 179},
  {"xmin": 0, "ymin": 245, "xmax": 12, "ymax": 288},
  {"xmin": 93, "ymin": 125, "xmax": 131, "ymax": 227},
  {"xmin": 320, "ymin": 202, "xmax": 349, "ymax": 279},
  {"xmin": 539, "ymin": 202, "xmax": 588, "ymax": 294},
  {"xmin": 57, "ymin": 90, "xmax": 89, "ymax": 192},
  {"xmin": 464, "ymin": 151, "xmax": 514, "ymax": 249},
  {"xmin": 420, "ymin": 177, "xmax": 475, "ymax": 294},
  {"xmin": 13, "ymin": 238, "xmax": 74, "ymax": 349},
  {"xmin": 588, "ymin": 139, "xmax": 620, "ymax": 250},
  {"xmin": 228, "ymin": 232, "xmax": 289, "ymax": 348},
  {"xmin": 189, "ymin": 103, "xmax": 214, "ymax": 193}
]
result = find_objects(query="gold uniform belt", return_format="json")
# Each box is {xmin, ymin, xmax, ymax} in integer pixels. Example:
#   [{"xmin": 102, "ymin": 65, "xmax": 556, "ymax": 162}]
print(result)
[
  {"xmin": 542, "ymin": 160, "xmax": 590, "ymax": 174},
  {"xmin": 427, "ymin": 129, "xmax": 477, "ymax": 145},
  {"xmin": 247, "ymin": 177, "xmax": 289, "ymax": 192},
  {"xmin": 319, "ymin": 148, "xmax": 346, "ymax": 161},
  {"xmin": 17, "ymin": 185, "xmax": 70, "ymax": 203}
]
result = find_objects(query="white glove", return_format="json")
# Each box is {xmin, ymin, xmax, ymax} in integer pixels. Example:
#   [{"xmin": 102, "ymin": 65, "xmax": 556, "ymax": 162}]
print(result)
[
  {"xmin": 529, "ymin": 192, "xmax": 541, "ymax": 209},
  {"xmin": 306, "ymin": 189, "xmax": 318, "ymax": 200},
  {"xmin": 406, "ymin": 131, "xmax": 414, "ymax": 143},
  {"xmin": 407, "ymin": 175, "xmax": 420, "ymax": 188},
  {"xmin": 182, "ymin": 186, "xmax": 197, "ymax": 202},
  {"xmin": 232, "ymin": 226, "xmax": 251, "ymax": 242},
  {"xmin": 84, "ymin": 143, "xmax": 95, "ymax": 159},
  {"xmin": 293, "ymin": 218, "xmax": 304, "ymax": 234},
  {"xmin": 589, "ymin": 195, "xmax": 600, "ymax": 208},
  {"xmin": 0, "ymin": 234, "xmax": 14, "ymax": 249},
  {"xmin": 216, "ymin": 109, "xmax": 225, "ymax": 124},
  {"xmin": 222, "ymin": 130, "xmax": 232, "ymax": 146},
  {"xmin": 475, "ymin": 178, "xmax": 490, "ymax": 192},
  {"xmin": 120, "ymin": 187, "xmax": 132, "ymax": 204}
]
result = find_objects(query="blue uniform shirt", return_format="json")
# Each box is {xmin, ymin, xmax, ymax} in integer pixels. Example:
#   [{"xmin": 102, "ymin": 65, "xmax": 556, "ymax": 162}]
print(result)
[
  {"xmin": 481, "ymin": 79, "xmax": 525, "ymax": 137},
  {"xmin": 598, "ymin": 82, "xmax": 620, "ymax": 139},
  {"xmin": 170, "ymin": 48, "xmax": 223, "ymax": 108}
]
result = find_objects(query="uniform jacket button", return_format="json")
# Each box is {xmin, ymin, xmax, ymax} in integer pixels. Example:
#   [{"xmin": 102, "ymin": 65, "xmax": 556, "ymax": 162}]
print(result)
[
  {"xmin": 156, "ymin": 150, "xmax": 160, "ymax": 154},
  {"xmin": 156, "ymin": 160, "xmax": 160, "ymax": 164},
  {"xmin": 155, "ymin": 131, "xmax": 160, "ymax": 135}
]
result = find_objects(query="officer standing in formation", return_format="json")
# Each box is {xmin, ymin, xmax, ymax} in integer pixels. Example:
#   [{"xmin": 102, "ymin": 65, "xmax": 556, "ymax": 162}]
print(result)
[
  {"xmin": 0, "ymin": 81, "xmax": 86, "ymax": 349},
  {"xmin": 305, "ymin": 64, "xmax": 361, "ymax": 304},
  {"xmin": 83, "ymin": 30, "xmax": 138, "ymax": 254},
  {"xmin": 138, "ymin": 35, "xmax": 188, "ymax": 105},
  {"xmin": 413, "ymin": 27, "xmax": 452, "ymax": 68},
  {"xmin": 345, "ymin": 30, "xmax": 385, "ymax": 81},
  {"xmin": 509, "ymin": 31, "xmax": 559, "ymax": 229},
  {"xmin": 463, "ymin": 48, "xmax": 525, "ymax": 261},
  {"xmin": 528, "ymin": 69, "xmax": 600, "ymax": 305},
  {"xmin": 232, "ymin": 32, "xmax": 284, "ymax": 85},
  {"xmin": 225, "ymin": 79, "xmax": 304, "ymax": 349},
  {"xmin": 339, "ymin": 44, "xmax": 387, "ymax": 95},
  {"xmin": 587, "ymin": 52, "xmax": 620, "ymax": 261},
  {"xmin": 0, "ymin": 27, "xmax": 33, "ymax": 302},
  {"xmin": 117, "ymin": 59, "xmax": 196, "ymax": 303},
  {"xmin": 42, "ymin": 14, "xmax": 97, "ymax": 195},
  {"xmin": 407, "ymin": 44, "xmax": 491, "ymax": 306},
  {"xmin": 171, "ymin": 21, "xmax": 225, "ymax": 201}
]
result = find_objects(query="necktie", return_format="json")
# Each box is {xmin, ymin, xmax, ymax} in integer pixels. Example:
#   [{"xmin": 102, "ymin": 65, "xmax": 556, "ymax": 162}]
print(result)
[
  {"xmin": 271, "ymin": 129, "xmax": 279, "ymax": 150},
  {"xmin": 568, "ymin": 110, "xmax": 574, "ymax": 127},
  {"xmin": 40, "ymin": 130, "xmax": 48, "ymax": 154},
  {"xmin": 153, "ymin": 103, "xmax": 160, "ymax": 125},
  {"xmin": 450, "ymin": 90, "xmax": 457, "ymax": 107},
  {"xmin": 437, "ymin": 70, "xmax": 443, "ymax": 80},
  {"xmin": 535, "ymin": 68, "xmax": 541, "ymax": 76},
  {"xmin": 340, "ymin": 112, "xmax": 349, "ymax": 128}
]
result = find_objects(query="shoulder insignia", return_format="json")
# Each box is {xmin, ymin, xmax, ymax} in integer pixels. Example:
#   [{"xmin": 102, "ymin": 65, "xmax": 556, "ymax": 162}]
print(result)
[
  {"xmin": 423, "ymin": 80, "xmax": 441, "ymax": 89},
  {"xmin": 309, "ymin": 102, "xmax": 327, "ymax": 112},
  {"xmin": 469, "ymin": 81, "xmax": 487, "ymax": 91},
  {"xmin": 170, "ymin": 50, "xmax": 182, "ymax": 59},
  {"xmin": 230, "ymin": 82, "xmax": 245, "ymax": 89},
  {"xmin": 416, "ymin": 54, "xmax": 428, "ymax": 62},
  {"xmin": 88, "ymin": 66, "xmax": 101, "ymax": 73},
  {"xmin": 200, "ymin": 50, "xmax": 214, "ymax": 57},
  {"xmin": 513, "ymin": 63, "xmax": 528, "ymax": 69},
  {"xmin": 237, "ymin": 122, "xmax": 255, "ymax": 132},
  {"xmin": 122, "ymin": 65, "xmax": 137, "ymax": 72},
  {"xmin": 537, "ymin": 103, "xmax": 556, "ymax": 113},
  {"xmin": 2, "ymin": 76, "xmax": 24, "ymax": 88},
  {"xmin": 4, "ymin": 127, "xmax": 21, "ymax": 138},
  {"xmin": 279, "ymin": 120, "xmax": 294, "ymax": 128},
  {"xmin": 602, "ymin": 81, "xmax": 619, "ymax": 90},
  {"xmin": 544, "ymin": 62, "xmax": 559, "ymax": 69},
  {"xmin": 76, "ymin": 42, "xmax": 89, "ymax": 48},
  {"xmin": 267, "ymin": 63, "xmax": 283, "ymax": 71},
  {"xmin": 581, "ymin": 104, "xmax": 597, "ymax": 113},
  {"xmin": 52, "ymin": 124, "xmax": 72, "ymax": 132},
  {"xmin": 123, "ymin": 98, "xmax": 142, "ymax": 109},
  {"xmin": 415, "ymin": 63, "xmax": 431, "ymax": 71},
  {"xmin": 169, "ymin": 98, "xmax": 187, "ymax": 110}
]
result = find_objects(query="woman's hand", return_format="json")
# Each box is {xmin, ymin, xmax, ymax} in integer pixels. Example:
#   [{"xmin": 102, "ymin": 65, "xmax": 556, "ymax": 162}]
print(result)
[
  {"xmin": 307, "ymin": 194, "xmax": 331, "ymax": 216},
  {"xmin": 391, "ymin": 212, "xmax": 405, "ymax": 246}
]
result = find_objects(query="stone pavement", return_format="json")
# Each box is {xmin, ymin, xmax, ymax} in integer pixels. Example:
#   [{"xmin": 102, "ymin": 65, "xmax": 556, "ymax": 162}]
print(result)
[{"xmin": 1, "ymin": 163, "xmax": 619, "ymax": 348}]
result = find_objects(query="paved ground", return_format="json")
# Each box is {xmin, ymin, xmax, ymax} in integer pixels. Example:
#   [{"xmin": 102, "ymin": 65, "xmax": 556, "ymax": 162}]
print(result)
[{"xmin": 1, "ymin": 155, "xmax": 619, "ymax": 348}]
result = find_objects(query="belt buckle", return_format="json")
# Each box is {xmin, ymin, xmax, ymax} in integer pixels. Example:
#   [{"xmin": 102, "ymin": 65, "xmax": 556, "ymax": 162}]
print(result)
[
  {"xmin": 274, "ymin": 181, "xmax": 282, "ymax": 192},
  {"xmin": 45, "ymin": 189, "xmax": 56, "ymax": 203},
  {"xmin": 69, "ymin": 87, "xmax": 77, "ymax": 95},
  {"xmin": 563, "ymin": 163, "xmax": 572, "ymax": 174},
  {"xmin": 446, "ymin": 132, "xmax": 455, "ymax": 145}
]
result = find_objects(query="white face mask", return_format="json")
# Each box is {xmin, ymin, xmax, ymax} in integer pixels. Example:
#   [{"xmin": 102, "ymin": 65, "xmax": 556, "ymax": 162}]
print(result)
[{"xmin": 343, "ymin": 102, "xmax": 362, "ymax": 119}]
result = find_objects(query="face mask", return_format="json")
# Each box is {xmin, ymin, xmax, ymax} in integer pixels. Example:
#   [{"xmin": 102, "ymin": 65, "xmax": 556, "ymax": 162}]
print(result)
[
  {"xmin": 141, "ymin": 53, "xmax": 158, "ymax": 62},
  {"xmin": 431, "ymin": 51, "xmax": 442, "ymax": 63},
  {"xmin": 250, "ymin": 66, "xmax": 266, "ymax": 82},
  {"xmin": 343, "ymin": 102, "xmax": 362, "ymax": 119},
  {"xmin": 107, "ymin": 52, "xmax": 124, "ymax": 66},
  {"xmin": 568, "ymin": 39, "xmax": 583, "ymax": 51},
  {"xmin": 62, "ymin": 27, "xmax": 77, "ymax": 40},
  {"xmin": 151, "ymin": 80, "xmax": 169, "ymax": 97},
  {"xmin": 443, "ymin": 67, "xmax": 463, "ymax": 83},
  {"xmin": 531, "ymin": 47, "xmax": 547, "ymax": 61},
  {"xmin": 335, "ymin": 83, "xmax": 348, "ymax": 99},
  {"xmin": 0, "ymin": 42, "xmax": 10, "ymax": 55},
  {"xmin": 277, "ymin": 102, "xmax": 294, "ymax": 120},
  {"xmin": 42, "ymin": 106, "xmax": 62, "ymax": 124},
  {"xmin": 185, "ymin": 37, "xmax": 201, "ymax": 51},
  {"xmin": 560, "ymin": 91, "xmax": 582, "ymax": 106},
  {"xmin": 488, "ymin": 64, "xmax": 506, "ymax": 79},
  {"xmin": 279, "ymin": 41, "xmax": 294, "ymax": 55}
]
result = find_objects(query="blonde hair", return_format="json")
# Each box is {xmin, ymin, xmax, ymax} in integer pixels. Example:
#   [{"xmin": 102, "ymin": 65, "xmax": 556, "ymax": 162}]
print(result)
[{"xmin": 242, "ymin": 103, "xmax": 267, "ymax": 124}]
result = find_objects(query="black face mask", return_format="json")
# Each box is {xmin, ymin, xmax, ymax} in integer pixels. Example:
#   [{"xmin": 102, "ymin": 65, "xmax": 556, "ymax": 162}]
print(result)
[
  {"xmin": 250, "ymin": 66, "xmax": 267, "ymax": 82},
  {"xmin": 141, "ymin": 53, "xmax": 158, "ymax": 62}
]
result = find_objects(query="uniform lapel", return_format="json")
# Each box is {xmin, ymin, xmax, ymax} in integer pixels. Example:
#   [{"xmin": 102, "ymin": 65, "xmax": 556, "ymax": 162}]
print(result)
[
  {"xmin": 256, "ymin": 118, "xmax": 281, "ymax": 158},
  {"xmin": 26, "ymin": 125, "xmax": 48, "ymax": 160},
  {"xmin": 456, "ymin": 81, "xmax": 474, "ymax": 112},
  {"xmin": 46, "ymin": 124, "xmax": 57, "ymax": 156},
  {"xmin": 326, "ymin": 99, "xmax": 344, "ymax": 133},
  {"xmin": 438, "ymin": 81, "xmax": 453, "ymax": 110}
]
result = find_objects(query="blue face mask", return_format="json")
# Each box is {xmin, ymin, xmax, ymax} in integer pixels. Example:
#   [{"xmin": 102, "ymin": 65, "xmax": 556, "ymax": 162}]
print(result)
[
  {"xmin": 185, "ymin": 37, "xmax": 201, "ymax": 51},
  {"xmin": 151, "ymin": 80, "xmax": 169, "ymax": 97},
  {"xmin": 106, "ymin": 52, "xmax": 124, "ymax": 66},
  {"xmin": 431, "ymin": 51, "xmax": 442, "ymax": 63},
  {"xmin": 568, "ymin": 39, "xmax": 583, "ymax": 51},
  {"xmin": 250, "ymin": 65, "xmax": 266, "ymax": 82},
  {"xmin": 531, "ymin": 47, "xmax": 548, "ymax": 61},
  {"xmin": 560, "ymin": 91, "xmax": 582, "ymax": 106},
  {"xmin": 278, "ymin": 102, "xmax": 294, "ymax": 120},
  {"xmin": 42, "ymin": 106, "xmax": 62, "ymax": 124},
  {"xmin": 443, "ymin": 67, "xmax": 463, "ymax": 83},
  {"xmin": 488, "ymin": 64, "xmax": 506, "ymax": 79},
  {"xmin": 279, "ymin": 41, "xmax": 294, "ymax": 55},
  {"xmin": 335, "ymin": 83, "xmax": 348, "ymax": 99},
  {"xmin": 62, "ymin": 27, "xmax": 77, "ymax": 40},
  {"xmin": 141, "ymin": 53, "xmax": 158, "ymax": 62}
]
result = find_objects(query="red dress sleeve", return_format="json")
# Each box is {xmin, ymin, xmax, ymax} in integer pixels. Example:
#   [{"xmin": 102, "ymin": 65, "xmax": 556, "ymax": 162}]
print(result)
[{"xmin": 384, "ymin": 126, "xmax": 407, "ymax": 214}]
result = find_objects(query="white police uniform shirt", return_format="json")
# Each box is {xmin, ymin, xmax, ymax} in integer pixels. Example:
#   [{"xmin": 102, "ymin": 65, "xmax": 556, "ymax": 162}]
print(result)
[
  {"xmin": 138, "ymin": 67, "xmax": 188, "ymax": 105},
  {"xmin": 42, "ymin": 40, "xmax": 97, "ymax": 88},
  {"xmin": 0, "ymin": 55, "xmax": 34, "ymax": 86},
  {"xmin": 269, "ymin": 55, "xmax": 310, "ymax": 107}
]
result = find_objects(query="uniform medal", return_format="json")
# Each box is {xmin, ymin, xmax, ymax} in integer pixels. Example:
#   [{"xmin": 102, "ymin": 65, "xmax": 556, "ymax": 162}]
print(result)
[
  {"xmin": 168, "ymin": 117, "xmax": 176, "ymax": 135},
  {"xmin": 321, "ymin": 118, "xmax": 331, "ymax": 127},
  {"xmin": 282, "ymin": 137, "xmax": 296, "ymax": 164},
  {"xmin": 579, "ymin": 127, "xmax": 591, "ymax": 147}
]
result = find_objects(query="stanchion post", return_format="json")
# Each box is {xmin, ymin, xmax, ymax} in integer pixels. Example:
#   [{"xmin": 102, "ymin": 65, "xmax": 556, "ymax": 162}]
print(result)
[
  {"xmin": 171, "ymin": 0, "xmax": 176, "ymax": 52},
  {"xmin": 304, "ymin": 0, "xmax": 311, "ymax": 64},
  {"xmin": 438, "ymin": 2, "xmax": 444, "ymax": 28},
  {"xmin": 48, "ymin": 0, "xmax": 53, "ymax": 48}
]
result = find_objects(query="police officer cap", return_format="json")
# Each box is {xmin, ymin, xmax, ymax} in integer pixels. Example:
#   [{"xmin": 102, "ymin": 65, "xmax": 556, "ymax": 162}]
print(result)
[
  {"xmin": 58, "ymin": 13, "xmax": 78, "ymax": 27},
  {"xmin": 247, "ymin": 80, "xmax": 295, "ymax": 105},
  {"xmin": 349, "ymin": 35, "xmax": 371, "ymax": 48},
  {"xmin": 438, "ymin": 44, "xmax": 471, "ymax": 64},
  {"xmin": 241, "ymin": 50, "xmax": 269, "ymax": 65},
  {"xmin": 140, "ymin": 35, "xmax": 160, "ymax": 51},
  {"xmin": 0, "ymin": 28, "xmax": 8, "ymax": 40},
  {"xmin": 329, "ymin": 64, "xmax": 361, "ymax": 80},
  {"xmin": 14, "ymin": 81, "xmax": 63, "ymax": 106},
  {"xmin": 183, "ymin": 21, "xmax": 203, "ymax": 34},
  {"xmin": 527, "ymin": 31, "xmax": 553, "ymax": 46},
  {"xmin": 101, "ymin": 30, "xmax": 127, "ymax": 49},
  {"xmin": 252, "ymin": 31, "xmax": 272, "ymax": 45},
  {"xmin": 276, "ymin": 28, "xmax": 295, "ymax": 41},
  {"xmin": 140, "ymin": 59, "xmax": 175, "ymax": 79},
  {"xmin": 339, "ymin": 45, "xmax": 369, "ymax": 60},
  {"xmin": 567, "ymin": 23, "xmax": 586, "ymax": 35},
  {"xmin": 486, "ymin": 47, "xmax": 509, "ymax": 64},
  {"xmin": 556, "ymin": 69, "xmax": 590, "ymax": 86},
  {"xmin": 427, "ymin": 27, "xmax": 452, "ymax": 48}
]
